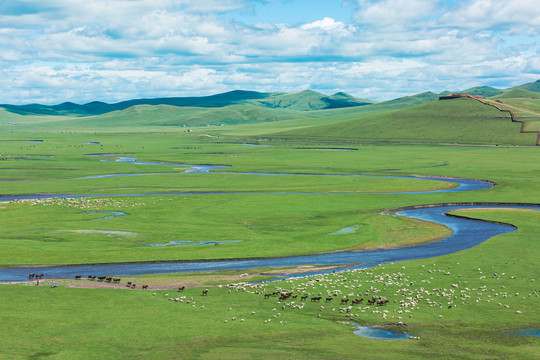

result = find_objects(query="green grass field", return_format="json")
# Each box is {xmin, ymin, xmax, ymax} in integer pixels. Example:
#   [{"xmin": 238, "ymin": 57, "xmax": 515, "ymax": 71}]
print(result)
[{"xmin": 0, "ymin": 89, "xmax": 539, "ymax": 359}]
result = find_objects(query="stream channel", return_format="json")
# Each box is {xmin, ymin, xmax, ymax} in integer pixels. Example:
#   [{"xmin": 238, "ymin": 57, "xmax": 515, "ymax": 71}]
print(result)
[{"xmin": 1, "ymin": 157, "xmax": 538, "ymax": 282}]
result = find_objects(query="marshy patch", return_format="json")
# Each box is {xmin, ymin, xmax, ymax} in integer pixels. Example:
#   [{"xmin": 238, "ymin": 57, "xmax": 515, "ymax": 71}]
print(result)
[
  {"xmin": 57, "ymin": 229, "xmax": 138, "ymax": 237},
  {"xmin": 350, "ymin": 323, "xmax": 413, "ymax": 340},
  {"xmin": 294, "ymin": 147, "xmax": 358, "ymax": 151},
  {"xmin": 82, "ymin": 210, "xmax": 128, "ymax": 221},
  {"xmin": 327, "ymin": 225, "xmax": 362, "ymax": 235},
  {"xmin": 147, "ymin": 240, "xmax": 242, "ymax": 247},
  {"xmin": 505, "ymin": 329, "xmax": 540, "ymax": 340}
]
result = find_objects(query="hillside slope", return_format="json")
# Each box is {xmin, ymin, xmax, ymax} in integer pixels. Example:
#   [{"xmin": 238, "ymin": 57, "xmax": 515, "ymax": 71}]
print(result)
[
  {"xmin": 492, "ymin": 88, "xmax": 540, "ymax": 100},
  {"xmin": 269, "ymin": 98, "xmax": 538, "ymax": 145},
  {"xmin": 0, "ymin": 90, "xmax": 373, "ymax": 117},
  {"xmin": 2, "ymin": 104, "xmax": 313, "ymax": 132},
  {"xmin": 513, "ymin": 79, "xmax": 540, "ymax": 93},
  {"xmin": 250, "ymin": 90, "xmax": 374, "ymax": 111}
]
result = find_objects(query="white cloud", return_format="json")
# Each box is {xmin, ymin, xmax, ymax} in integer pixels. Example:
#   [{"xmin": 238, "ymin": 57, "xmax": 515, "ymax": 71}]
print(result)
[
  {"xmin": 353, "ymin": 0, "xmax": 439, "ymax": 30},
  {"xmin": 0, "ymin": 0, "xmax": 538, "ymax": 104},
  {"xmin": 301, "ymin": 17, "xmax": 356, "ymax": 37},
  {"xmin": 438, "ymin": 0, "xmax": 540, "ymax": 34}
]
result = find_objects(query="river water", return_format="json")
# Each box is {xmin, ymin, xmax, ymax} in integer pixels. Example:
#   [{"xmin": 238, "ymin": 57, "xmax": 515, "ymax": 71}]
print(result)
[{"xmin": 0, "ymin": 158, "xmax": 536, "ymax": 281}]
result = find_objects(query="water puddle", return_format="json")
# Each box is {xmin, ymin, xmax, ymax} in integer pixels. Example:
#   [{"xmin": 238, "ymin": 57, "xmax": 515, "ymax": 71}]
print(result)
[
  {"xmin": 84, "ymin": 142, "xmax": 100, "ymax": 145},
  {"xmin": 147, "ymin": 240, "xmax": 242, "ymax": 247},
  {"xmin": 295, "ymin": 147, "xmax": 358, "ymax": 151},
  {"xmin": 83, "ymin": 211, "xmax": 128, "ymax": 221},
  {"xmin": 506, "ymin": 329, "xmax": 540, "ymax": 340},
  {"xmin": 58, "ymin": 230, "xmax": 138, "ymax": 237},
  {"xmin": 351, "ymin": 323, "xmax": 413, "ymax": 340},
  {"xmin": 7, "ymin": 158, "xmax": 43, "ymax": 161},
  {"xmin": 234, "ymin": 143, "xmax": 272, "ymax": 147},
  {"xmin": 327, "ymin": 225, "xmax": 362, "ymax": 235}
]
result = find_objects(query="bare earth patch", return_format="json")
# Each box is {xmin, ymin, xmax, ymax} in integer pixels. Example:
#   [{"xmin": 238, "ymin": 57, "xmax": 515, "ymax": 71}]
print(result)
[{"xmin": 6, "ymin": 264, "xmax": 355, "ymax": 290}]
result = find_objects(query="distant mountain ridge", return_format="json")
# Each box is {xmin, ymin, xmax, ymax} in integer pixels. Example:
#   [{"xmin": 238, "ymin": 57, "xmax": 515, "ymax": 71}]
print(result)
[
  {"xmin": 0, "ymin": 89, "xmax": 373, "ymax": 117},
  {"xmin": 1, "ymin": 80, "xmax": 539, "ymax": 118}
]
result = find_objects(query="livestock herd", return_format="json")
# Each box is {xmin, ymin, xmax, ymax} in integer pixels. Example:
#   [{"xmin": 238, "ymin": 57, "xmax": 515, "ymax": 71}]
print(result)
[
  {"xmin": 29, "ymin": 260, "xmax": 538, "ymax": 329},
  {"xmin": 29, "ymin": 273, "xmax": 154, "ymax": 290},
  {"xmin": 263, "ymin": 290, "xmax": 390, "ymax": 307}
]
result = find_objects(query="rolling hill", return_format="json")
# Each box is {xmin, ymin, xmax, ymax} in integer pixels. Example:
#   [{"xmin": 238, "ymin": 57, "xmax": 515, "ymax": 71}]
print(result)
[
  {"xmin": 250, "ymin": 90, "xmax": 374, "ymax": 111},
  {"xmin": 492, "ymin": 88, "xmax": 540, "ymax": 100},
  {"xmin": 512, "ymin": 79, "xmax": 540, "ymax": 93},
  {"xmin": 1, "ymin": 80, "xmax": 540, "ymax": 145},
  {"xmin": 266, "ymin": 97, "xmax": 538, "ymax": 145},
  {"xmin": 0, "ymin": 90, "xmax": 372, "ymax": 117},
  {"xmin": 460, "ymin": 86, "xmax": 504, "ymax": 98}
]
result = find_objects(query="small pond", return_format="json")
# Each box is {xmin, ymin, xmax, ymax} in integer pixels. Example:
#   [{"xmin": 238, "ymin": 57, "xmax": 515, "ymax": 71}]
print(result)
[
  {"xmin": 327, "ymin": 225, "xmax": 362, "ymax": 235},
  {"xmin": 148, "ymin": 240, "xmax": 242, "ymax": 247},
  {"xmin": 506, "ymin": 329, "xmax": 540, "ymax": 340},
  {"xmin": 351, "ymin": 323, "xmax": 413, "ymax": 340}
]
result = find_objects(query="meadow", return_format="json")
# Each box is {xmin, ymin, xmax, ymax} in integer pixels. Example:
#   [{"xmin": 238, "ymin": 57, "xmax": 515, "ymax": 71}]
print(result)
[{"xmin": 1, "ymin": 90, "xmax": 539, "ymax": 359}]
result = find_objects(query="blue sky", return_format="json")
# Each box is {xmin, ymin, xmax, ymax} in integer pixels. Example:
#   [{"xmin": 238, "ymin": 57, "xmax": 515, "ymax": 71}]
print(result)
[{"xmin": 0, "ymin": 0, "xmax": 539, "ymax": 104}]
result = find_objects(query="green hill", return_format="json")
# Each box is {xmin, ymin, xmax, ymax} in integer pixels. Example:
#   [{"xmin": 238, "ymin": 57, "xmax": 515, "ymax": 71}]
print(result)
[
  {"xmin": 250, "ymin": 90, "xmax": 373, "ymax": 111},
  {"xmin": 269, "ymin": 97, "xmax": 538, "ymax": 145},
  {"xmin": 513, "ymin": 79, "xmax": 540, "ymax": 93},
  {"xmin": 376, "ymin": 91, "xmax": 440, "ymax": 108},
  {"xmin": 492, "ymin": 88, "xmax": 540, "ymax": 100},
  {"xmin": 461, "ymin": 86, "xmax": 504, "ymax": 98},
  {"xmin": 2, "ymin": 104, "xmax": 312, "ymax": 132},
  {"xmin": 91, "ymin": 104, "xmax": 308, "ymax": 127},
  {"xmin": 0, "ymin": 90, "xmax": 374, "ymax": 117},
  {"xmin": 0, "ymin": 90, "xmax": 271, "ymax": 117}
]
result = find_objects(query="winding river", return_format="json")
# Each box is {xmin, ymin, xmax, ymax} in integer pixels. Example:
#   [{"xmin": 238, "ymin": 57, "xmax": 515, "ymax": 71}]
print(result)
[{"xmin": 0, "ymin": 157, "xmax": 537, "ymax": 282}]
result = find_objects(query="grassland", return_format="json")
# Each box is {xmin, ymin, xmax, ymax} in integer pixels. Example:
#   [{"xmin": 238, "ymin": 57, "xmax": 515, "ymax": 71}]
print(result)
[{"xmin": 0, "ymin": 87, "xmax": 539, "ymax": 359}]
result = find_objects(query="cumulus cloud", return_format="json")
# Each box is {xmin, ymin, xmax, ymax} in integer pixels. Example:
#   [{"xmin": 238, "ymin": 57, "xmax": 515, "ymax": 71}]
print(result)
[
  {"xmin": 438, "ymin": 0, "xmax": 540, "ymax": 34},
  {"xmin": 0, "ymin": 0, "xmax": 539, "ymax": 104},
  {"xmin": 301, "ymin": 17, "xmax": 356, "ymax": 36},
  {"xmin": 353, "ymin": 0, "xmax": 439, "ymax": 30}
]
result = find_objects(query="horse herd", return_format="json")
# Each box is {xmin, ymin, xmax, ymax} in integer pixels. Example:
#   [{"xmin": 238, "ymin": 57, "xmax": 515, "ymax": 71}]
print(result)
[
  {"xmin": 29, "ymin": 273, "xmax": 154, "ymax": 289},
  {"xmin": 263, "ymin": 291, "xmax": 390, "ymax": 306}
]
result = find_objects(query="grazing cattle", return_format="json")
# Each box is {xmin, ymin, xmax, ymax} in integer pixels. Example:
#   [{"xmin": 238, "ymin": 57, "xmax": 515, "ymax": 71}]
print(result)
[
  {"xmin": 142, "ymin": 285, "xmax": 148, "ymax": 290},
  {"xmin": 126, "ymin": 282, "xmax": 132, "ymax": 287},
  {"xmin": 35, "ymin": 274, "xmax": 44, "ymax": 279},
  {"xmin": 131, "ymin": 284, "xmax": 136, "ymax": 289},
  {"xmin": 352, "ymin": 298, "xmax": 364, "ymax": 305},
  {"xmin": 272, "ymin": 291, "xmax": 280, "ymax": 296},
  {"xmin": 264, "ymin": 294, "xmax": 272, "ymax": 299},
  {"xmin": 310, "ymin": 296, "xmax": 322, "ymax": 302},
  {"xmin": 202, "ymin": 289, "xmax": 209, "ymax": 296},
  {"xmin": 113, "ymin": 278, "xmax": 121, "ymax": 283},
  {"xmin": 325, "ymin": 297, "xmax": 333, "ymax": 302},
  {"xmin": 88, "ymin": 275, "xmax": 96, "ymax": 280},
  {"xmin": 377, "ymin": 299, "xmax": 389, "ymax": 306},
  {"xmin": 291, "ymin": 295, "xmax": 298, "ymax": 299},
  {"xmin": 367, "ymin": 299, "xmax": 376, "ymax": 305},
  {"xmin": 28, "ymin": 274, "xmax": 35, "ymax": 279},
  {"xmin": 75, "ymin": 275, "xmax": 82, "ymax": 280},
  {"xmin": 341, "ymin": 298, "xmax": 349, "ymax": 304},
  {"xmin": 178, "ymin": 286, "xmax": 185, "ymax": 292},
  {"xmin": 97, "ymin": 276, "xmax": 106, "ymax": 281},
  {"xmin": 301, "ymin": 295, "xmax": 308, "ymax": 301},
  {"xmin": 105, "ymin": 276, "xmax": 113, "ymax": 282}
]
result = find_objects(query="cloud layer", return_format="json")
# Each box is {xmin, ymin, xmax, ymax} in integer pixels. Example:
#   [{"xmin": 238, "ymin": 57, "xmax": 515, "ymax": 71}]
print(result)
[{"xmin": 0, "ymin": 0, "xmax": 539, "ymax": 104}]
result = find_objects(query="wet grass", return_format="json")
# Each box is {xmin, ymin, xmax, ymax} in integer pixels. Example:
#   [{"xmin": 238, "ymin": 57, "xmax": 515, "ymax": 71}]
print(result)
[
  {"xmin": 0, "ymin": 123, "xmax": 539, "ymax": 358},
  {"xmin": 2, "ymin": 209, "xmax": 539, "ymax": 358}
]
